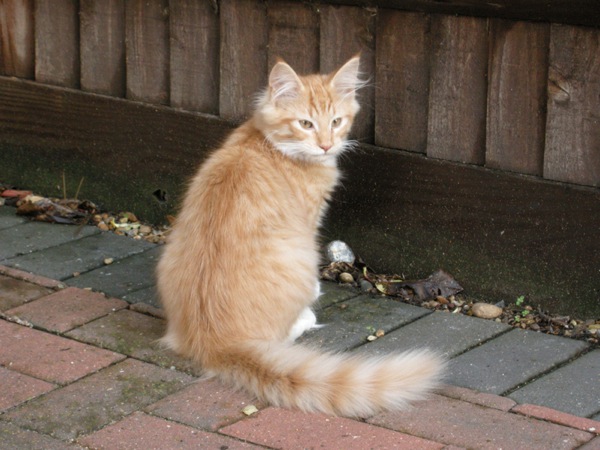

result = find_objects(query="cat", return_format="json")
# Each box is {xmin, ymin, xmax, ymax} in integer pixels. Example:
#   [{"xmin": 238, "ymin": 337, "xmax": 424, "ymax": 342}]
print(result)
[{"xmin": 156, "ymin": 56, "xmax": 445, "ymax": 417}]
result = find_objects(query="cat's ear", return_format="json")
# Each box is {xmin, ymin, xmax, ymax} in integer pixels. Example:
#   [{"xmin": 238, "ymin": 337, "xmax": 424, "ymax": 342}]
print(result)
[
  {"xmin": 330, "ymin": 55, "xmax": 362, "ymax": 98},
  {"xmin": 269, "ymin": 60, "xmax": 303, "ymax": 102}
]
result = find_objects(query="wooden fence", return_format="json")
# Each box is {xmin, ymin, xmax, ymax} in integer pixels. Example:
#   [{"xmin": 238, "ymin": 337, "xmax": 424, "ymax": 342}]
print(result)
[{"xmin": 1, "ymin": 0, "xmax": 599, "ymax": 187}]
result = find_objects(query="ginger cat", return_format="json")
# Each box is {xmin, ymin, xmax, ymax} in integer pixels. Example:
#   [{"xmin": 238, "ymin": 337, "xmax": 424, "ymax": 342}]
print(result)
[{"xmin": 157, "ymin": 56, "xmax": 444, "ymax": 417}]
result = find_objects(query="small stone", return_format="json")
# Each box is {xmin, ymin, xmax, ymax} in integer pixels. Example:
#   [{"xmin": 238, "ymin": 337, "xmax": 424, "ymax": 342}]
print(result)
[
  {"xmin": 326, "ymin": 240, "xmax": 355, "ymax": 264},
  {"xmin": 366, "ymin": 335, "xmax": 377, "ymax": 342},
  {"xmin": 471, "ymin": 302, "xmax": 503, "ymax": 319},
  {"xmin": 339, "ymin": 303, "xmax": 348, "ymax": 310},
  {"xmin": 339, "ymin": 272, "xmax": 354, "ymax": 284},
  {"xmin": 242, "ymin": 404, "xmax": 259, "ymax": 416},
  {"xmin": 359, "ymin": 279, "xmax": 373, "ymax": 292},
  {"xmin": 103, "ymin": 258, "xmax": 114, "ymax": 265},
  {"xmin": 375, "ymin": 329, "xmax": 385, "ymax": 338},
  {"xmin": 72, "ymin": 272, "xmax": 80, "ymax": 277},
  {"xmin": 139, "ymin": 225, "xmax": 152, "ymax": 234}
]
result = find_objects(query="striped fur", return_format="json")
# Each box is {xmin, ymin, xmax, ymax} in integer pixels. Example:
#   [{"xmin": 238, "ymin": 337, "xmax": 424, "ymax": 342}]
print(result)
[{"xmin": 157, "ymin": 57, "xmax": 445, "ymax": 417}]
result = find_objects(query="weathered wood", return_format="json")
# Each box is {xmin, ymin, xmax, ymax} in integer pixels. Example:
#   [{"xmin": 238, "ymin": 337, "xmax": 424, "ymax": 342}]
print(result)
[
  {"xmin": 544, "ymin": 25, "xmax": 600, "ymax": 187},
  {"xmin": 427, "ymin": 15, "xmax": 488, "ymax": 164},
  {"xmin": 219, "ymin": 0, "xmax": 268, "ymax": 121},
  {"xmin": 267, "ymin": 1, "xmax": 319, "ymax": 75},
  {"xmin": 318, "ymin": 0, "xmax": 600, "ymax": 29},
  {"xmin": 80, "ymin": 0, "xmax": 126, "ymax": 97},
  {"xmin": 34, "ymin": 0, "xmax": 79, "ymax": 88},
  {"xmin": 0, "ymin": 0, "xmax": 34, "ymax": 78},
  {"xmin": 170, "ymin": 0, "xmax": 219, "ymax": 114},
  {"xmin": 125, "ymin": 0, "xmax": 169, "ymax": 104},
  {"xmin": 319, "ymin": 4, "xmax": 376, "ymax": 143},
  {"xmin": 486, "ymin": 19, "xmax": 549, "ymax": 175},
  {"xmin": 0, "ymin": 76, "xmax": 233, "ymax": 223},
  {"xmin": 375, "ymin": 10, "xmax": 430, "ymax": 153}
]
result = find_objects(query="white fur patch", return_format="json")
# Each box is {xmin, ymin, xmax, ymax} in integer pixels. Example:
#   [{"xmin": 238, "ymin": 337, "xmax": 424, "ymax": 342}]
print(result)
[{"xmin": 288, "ymin": 307, "xmax": 321, "ymax": 342}]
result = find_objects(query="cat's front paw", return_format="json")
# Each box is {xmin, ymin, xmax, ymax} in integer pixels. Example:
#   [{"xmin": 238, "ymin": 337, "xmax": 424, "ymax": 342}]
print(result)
[{"xmin": 287, "ymin": 307, "xmax": 321, "ymax": 342}]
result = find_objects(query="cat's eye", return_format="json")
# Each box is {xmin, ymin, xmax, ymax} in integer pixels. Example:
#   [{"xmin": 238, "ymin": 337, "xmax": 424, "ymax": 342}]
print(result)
[
  {"xmin": 299, "ymin": 120, "xmax": 314, "ymax": 130},
  {"xmin": 331, "ymin": 117, "xmax": 342, "ymax": 128}
]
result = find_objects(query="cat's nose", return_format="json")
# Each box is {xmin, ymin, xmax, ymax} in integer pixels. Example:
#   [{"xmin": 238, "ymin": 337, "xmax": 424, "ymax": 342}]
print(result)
[{"xmin": 319, "ymin": 144, "xmax": 332, "ymax": 152}]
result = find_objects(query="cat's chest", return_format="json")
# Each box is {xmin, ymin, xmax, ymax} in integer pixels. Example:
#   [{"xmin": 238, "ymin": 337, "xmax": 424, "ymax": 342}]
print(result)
[{"xmin": 282, "ymin": 164, "xmax": 338, "ymax": 225}]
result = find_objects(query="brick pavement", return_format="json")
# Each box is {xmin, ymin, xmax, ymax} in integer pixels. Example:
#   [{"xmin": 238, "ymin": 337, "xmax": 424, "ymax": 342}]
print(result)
[{"xmin": 0, "ymin": 206, "xmax": 599, "ymax": 449}]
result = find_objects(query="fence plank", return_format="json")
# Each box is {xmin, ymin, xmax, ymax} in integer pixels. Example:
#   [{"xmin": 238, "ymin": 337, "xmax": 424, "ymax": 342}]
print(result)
[
  {"xmin": 34, "ymin": 0, "xmax": 79, "ymax": 87},
  {"xmin": 219, "ymin": 0, "xmax": 268, "ymax": 121},
  {"xmin": 486, "ymin": 19, "xmax": 549, "ymax": 175},
  {"xmin": 375, "ymin": 10, "xmax": 430, "ymax": 153},
  {"xmin": 125, "ymin": 0, "xmax": 169, "ymax": 104},
  {"xmin": 427, "ymin": 15, "xmax": 488, "ymax": 164},
  {"xmin": 544, "ymin": 25, "xmax": 600, "ymax": 187},
  {"xmin": 80, "ymin": 0, "xmax": 126, "ymax": 97},
  {"xmin": 170, "ymin": 0, "xmax": 219, "ymax": 114},
  {"xmin": 0, "ymin": 0, "xmax": 34, "ymax": 78},
  {"xmin": 267, "ymin": 1, "xmax": 319, "ymax": 75},
  {"xmin": 320, "ymin": 5, "xmax": 375, "ymax": 143}
]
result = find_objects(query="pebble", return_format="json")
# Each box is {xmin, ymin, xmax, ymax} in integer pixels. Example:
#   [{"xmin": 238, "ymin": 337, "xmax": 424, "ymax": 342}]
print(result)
[
  {"xmin": 103, "ymin": 258, "xmax": 114, "ymax": 265},
  {"xmin": 375, "ymin": 329, "xmax": 385, "ymax": 337},
  {"xmin": 366, "ymin": 335, "xmax": 377, "ymax": 342},
  {"xmin": 472, "ymin": 302, "xmax": 503, "ymax": 319},
  {"xmin": 326, "ymin": 240, "xmax": 355, "ymax": 264},
  {"xmin": 339, "ymin": 272, "xmax": 354, "ymax": 283},
  {"xmin": 359, "ymin": 279, "xmax": 373, "ymax": 292}
]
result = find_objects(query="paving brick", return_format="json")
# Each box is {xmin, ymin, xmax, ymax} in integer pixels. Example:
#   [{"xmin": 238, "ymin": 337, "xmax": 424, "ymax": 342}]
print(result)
[
  {"xmin": 509, "ymin": 349, "xmax": 600, "ymax": 417},
  {"xmin": 368, "ymin": 394, "xmax": 594, "ymax": 450},
  {"xmin": 0, "ymin": 274, "xmax": 53, "ymax": 311},
  {"xmin": 78, "ymin": 411, "xmax": 261, "ymax": 449},
  {"xmin": 0, "ymin": 264, "xmax": 64, "ymax": 288},
  {"xmin": 0, "ymin": 206, "xmax": 26, "ymax": 229},
  {"xmin": 66, "ymin": 308, "xmax": 201, "ymax": 375},
  {"xmin": 4, "ymin": 358, "xmax": 194, "ymax": 441},
  {"xmin": 298, "ymin": 295, "xmax": 430, "ymax": 352},
  {"xmin": 67, "ymin": 246, "xmax": 162, "ymax": 297},
  {"xmin": 512, "ymin": 404, "xmax": 600, "ymax": 434},
  {"xmin": 446, "ymin": 328, "xmax": 589, "ymax": 394},
  {"xmin": 221, "ymin": 406, "xmax": 444, "ymax": 449},
  {"xmin": 355, "ymin": 311, "xmax": 510, "ymax": 358},
  {"xmin": 147, "ymin": 378, "xmax": 264, "ymax": 431},
  {"xmin": 5, "ymin": 287, "xmax": 127, "ymax": 332},
  {"xmin": 4, "ymin": 232, "xmax": 156, "ymax": 281},
  {"xmin": 121, "ymin": 284, "xmax": 160, "ymax": 307},
  {"xmin": 579, "ymin": 436, "xmax": 600, "ymax": 449},
  {"xmin": 317, "ymin": 281, "xmax": 362, "ymax": 308},
  {"xmin": 0, "ymin": 366, "xmax": 55, "ymax": 411},
  {"xmin": 0, "ymin": 319, "xmax": 125, "ymax": 384},
  {"xmin": 439, "ymin": 385, "xmax": 517, "ymax": 412},
  {"xmin": 0, "ymin": 221, "xmax": 99, "ymax": 260},
  {"xmin": 130, "ymin": 301, "xmax": 165, "ymax": 319},
  {"xmin": 0, "ymin": 421, "xmax": 84, "ymax": 450}
]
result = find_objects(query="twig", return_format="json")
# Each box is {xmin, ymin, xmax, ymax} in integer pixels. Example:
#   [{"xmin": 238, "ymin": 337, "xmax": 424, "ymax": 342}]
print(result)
[
  {"xmin": 75, "ymin": 177, "xmax": 85, "ymax": 200},
  {"xmin": 62, "ymin": 171, "xmax": 67, "ymax": 200}
]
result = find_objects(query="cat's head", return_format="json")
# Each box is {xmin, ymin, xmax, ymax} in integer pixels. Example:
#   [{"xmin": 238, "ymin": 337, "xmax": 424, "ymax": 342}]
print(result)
[{"xmin": 255, "ymin": 56, "xmax": 364, "ymax": 166}]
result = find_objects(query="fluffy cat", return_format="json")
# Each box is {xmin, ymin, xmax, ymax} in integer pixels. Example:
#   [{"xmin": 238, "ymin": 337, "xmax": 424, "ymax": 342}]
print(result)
[{"xmin": 157, "ymin": 56, "xmax": 445, "ymax": 417}]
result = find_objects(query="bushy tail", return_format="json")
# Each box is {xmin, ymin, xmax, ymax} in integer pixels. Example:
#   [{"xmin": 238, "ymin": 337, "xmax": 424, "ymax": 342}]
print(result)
[{"xmin": 207, "ymin": 340, "xmax": 445, "ymax": 418}]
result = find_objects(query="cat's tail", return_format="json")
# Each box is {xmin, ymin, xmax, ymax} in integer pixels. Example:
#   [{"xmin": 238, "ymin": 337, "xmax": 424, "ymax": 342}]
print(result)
[{"xmin": 207, "ymin": 340, "xmax": 445, "ymax": 417}]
